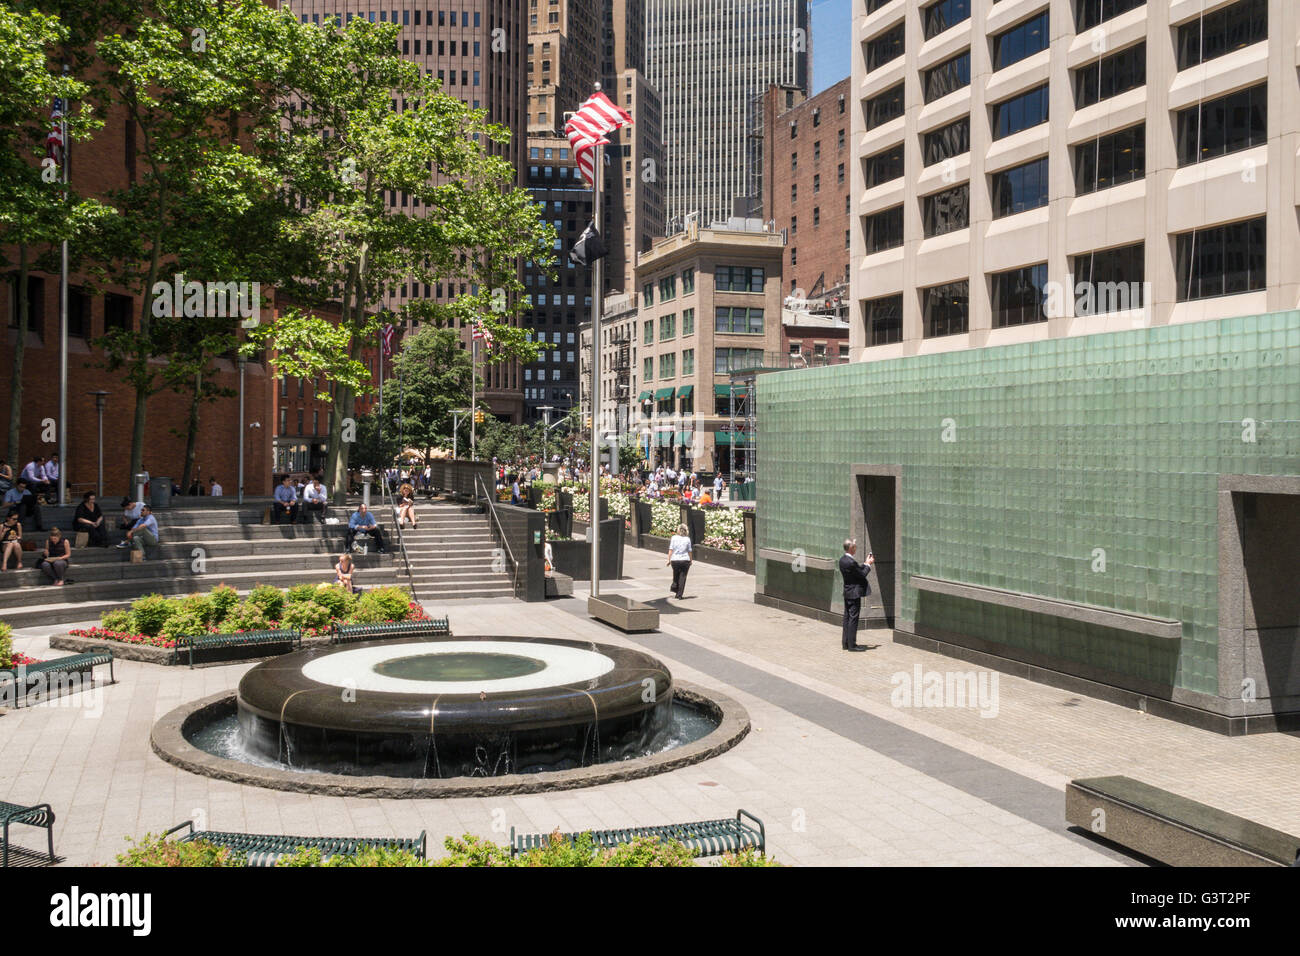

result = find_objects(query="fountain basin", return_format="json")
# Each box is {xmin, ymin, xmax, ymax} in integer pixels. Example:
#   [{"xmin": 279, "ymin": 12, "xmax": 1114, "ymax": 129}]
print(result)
[{"xmin": 235, "ymin": 636, "xmax": 674, "ymax": 778}]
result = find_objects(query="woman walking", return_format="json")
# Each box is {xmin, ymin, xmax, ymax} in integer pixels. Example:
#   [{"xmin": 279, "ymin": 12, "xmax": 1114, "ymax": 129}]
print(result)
[
  {"xmin": 667, "ymin": 523, "xmax": 693, "ymax": 599},
  {"xmin": 38, "ymin": 527, "xmax": 72, "ymax": 585}
]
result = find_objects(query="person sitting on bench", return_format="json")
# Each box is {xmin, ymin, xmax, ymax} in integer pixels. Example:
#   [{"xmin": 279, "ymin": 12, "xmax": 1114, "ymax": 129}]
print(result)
[
  {"xmin": 345, "ymin": 503, "xmax": 386, "ymax": 553},
  {"xmin": 74, "ymin": 491, "xmax": 109, "ymax": 547},
  {"xmin": 272, "ymin": 476, "xmax": 299, "ymax": 524},
  {"xmin": 303, "ymin": 479, "xmax": 328, "ymax": 524}
]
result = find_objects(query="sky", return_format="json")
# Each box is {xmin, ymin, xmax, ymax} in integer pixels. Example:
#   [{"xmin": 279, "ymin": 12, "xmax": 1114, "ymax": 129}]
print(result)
[{"xmin": 811, "ymin": 0, "xmax": 852, "ymax": 95}]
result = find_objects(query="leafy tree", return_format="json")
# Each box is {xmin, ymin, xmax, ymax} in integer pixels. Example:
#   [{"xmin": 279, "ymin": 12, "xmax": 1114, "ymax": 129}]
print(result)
[
  {"xmin": 0, "ymin": 3, "xmax": 110, "ymax": 468},
  {"xmin": 378, "ymin": 325, "xmax": 473, "ymax": 465},
  {"xmin": 245, "ymin": 15, "xmax": 556, "ymax": 501}
]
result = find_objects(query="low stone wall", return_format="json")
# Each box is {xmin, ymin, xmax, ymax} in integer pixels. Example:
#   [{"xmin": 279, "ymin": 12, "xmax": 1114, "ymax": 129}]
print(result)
[
  {"xmin": 639, "ymin": 535, "xmax": 752, "ymax": 574},
  {"xmin": 49, "ymin": 631, "xmax": 332, "ymax": 666}
]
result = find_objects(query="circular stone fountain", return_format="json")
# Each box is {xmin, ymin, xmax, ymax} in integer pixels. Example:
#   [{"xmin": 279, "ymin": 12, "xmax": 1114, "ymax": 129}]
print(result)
[{"xmin": 230, "ymin": 636, "xmax": 676, "ymax": 778}]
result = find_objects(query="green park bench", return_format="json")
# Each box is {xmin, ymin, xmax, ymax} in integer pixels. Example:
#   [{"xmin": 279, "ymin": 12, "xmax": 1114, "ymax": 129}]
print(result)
[
  {"xmin": 172, "ymin": 628, "xmax": 301, "ymax": 668},
  {"xmin": 329, "ymin": 618, "xmax": 450, "ymax": 644},
  {"xmin": 510, "ymin": 810, "xmax": 765, "ymax": 859},
  {"xmin": 162, "ymin": 820, "xmax": 427, "ymax": 867},
  {"xmin": 1, "ymin": 800, "xmax": 56, "ymax": 868},
  {"xmin": 0, "ymin": 651, "xmax": 115, "ymax": 708}
]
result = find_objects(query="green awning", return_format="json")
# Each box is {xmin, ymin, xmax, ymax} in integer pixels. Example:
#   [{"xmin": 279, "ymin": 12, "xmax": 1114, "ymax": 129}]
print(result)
[
  {"xmin": 675, "ymin": 385, "xmax": 694, "ymax": 398},
  {"xmin": 714, "ymin": 430, "xmax": 754, "ymax": 446},
  {"xmin": 638, "ymin": 390, "xmax": 652, "ymax": 401},
  {"xmin": 675, "ymin": 430, "xmax": 694, "ymax": 444},
  {"xmin": 654, "ymin": 386, "xmax": 676, "ymax": 400},
  {"xmin": 714, "ymin": 384, "xmax": 732, "ymax": 397},
  {"xmin": 656, "ymin": 431, "xmax": 673, "ymax": 447}
]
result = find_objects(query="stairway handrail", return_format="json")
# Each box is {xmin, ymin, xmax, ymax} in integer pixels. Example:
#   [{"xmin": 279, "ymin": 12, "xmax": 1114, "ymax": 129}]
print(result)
[
  {"xmin": 474, "ymin": 472, "xmax": 519, "ymax": 595},
  {"xmin": 379, "ymin": 473, "xmax": 420, "ymax": 606}
]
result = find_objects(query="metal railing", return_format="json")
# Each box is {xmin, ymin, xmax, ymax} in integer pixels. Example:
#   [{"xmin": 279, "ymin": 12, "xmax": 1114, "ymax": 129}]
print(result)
[
  {"xmin": 474, "ymin": 472, "xmax": 519, "ymax": 595},
  {"xmin": 378, "ymin": 476, "xmax": 419, "ymax": 606}
]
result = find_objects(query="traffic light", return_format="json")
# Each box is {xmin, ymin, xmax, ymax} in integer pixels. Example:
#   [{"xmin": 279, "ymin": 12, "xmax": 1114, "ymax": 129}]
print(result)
[
  {"xmin": 474, "ymin": 410, "xmax": 485, "ymax": 424},
  {"xmin": 584, "ymin": 416, "xmax": 592, "ymax": 429}
]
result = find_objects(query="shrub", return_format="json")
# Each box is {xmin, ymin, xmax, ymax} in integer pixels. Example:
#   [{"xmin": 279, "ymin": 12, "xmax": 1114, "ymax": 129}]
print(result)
[
  {"xmin": 100, "ymin": 608, "xmax": 133, "ymax": 632},
  {"xmin": 0, "ymin": 620, "xmax": 12, "ymax": 670},
  {"xmin": 129, "ymin": 594, "xmax": 179, "ymax": 637},
  {"xmin": 277, "ymin": 846, "xmax": 430, "ymax": 867},
  {"xmin": 715, "ymin": 847, "xmax": 780, "ymax": 867},
  {"xmin": 280, "ymin": 600, "xmax": 332, "ymax": 633},
  {"xmin": 245, "ymin": 584, "xmax": 284, "ymax": 620},
  {"xmin": 351, "ymin": 586, "xmax": 412, "ymax": 624},
  {"xmin": 434, "ymin": 834, "xmax": 516, "ymax": 868},
  {"xmin": 207, "ymin": 584, "xmax": 239, "ymax": 621},
  {"xmin": 159, "ymin": 609, "xmax": 207, "ymax": 644},
  {"xmin": 221, "ymin": 601, "xmax": 271, "ymax": 632},
  {"xmin": 310, "ymin": 583, "xmax": 355, "ymax": 619},
  {"xmin": 285, "ymin": 583, "xmax": 319, "ymax": 604},
  {"xmin": 600, "ymin": 835, "xmax": 699, "ymax": 867},
  {"xmin": 176, "ymin": 592, "xmax": 214, "ymax": 626},
  {"xmin": 117, "ymin": 834, "xmax": 240, "ymax": 867}
]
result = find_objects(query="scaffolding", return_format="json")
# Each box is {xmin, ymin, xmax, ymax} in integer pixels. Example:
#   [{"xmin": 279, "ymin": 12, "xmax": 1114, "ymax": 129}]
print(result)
[{"xmin": 726, "ymin": 372, "xmax": 757, "ymax": 483}]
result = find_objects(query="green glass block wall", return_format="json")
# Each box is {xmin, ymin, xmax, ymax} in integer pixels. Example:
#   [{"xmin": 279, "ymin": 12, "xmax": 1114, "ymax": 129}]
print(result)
[{"xmin": 757, "ymin": 311, "xmax": 1300, "ymax": 696}]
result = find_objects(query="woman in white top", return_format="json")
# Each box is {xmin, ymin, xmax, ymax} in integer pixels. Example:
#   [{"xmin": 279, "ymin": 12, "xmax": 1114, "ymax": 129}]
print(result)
[{"xmin": 667, "ymin": 523, "xmax": 692, "ymax": 599}]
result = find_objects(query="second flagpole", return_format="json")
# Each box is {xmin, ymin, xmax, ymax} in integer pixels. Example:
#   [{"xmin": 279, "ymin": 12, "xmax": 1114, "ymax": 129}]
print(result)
[{"xmin": 588, "ymin": 99, "xmax": 603, "ymax": 599}]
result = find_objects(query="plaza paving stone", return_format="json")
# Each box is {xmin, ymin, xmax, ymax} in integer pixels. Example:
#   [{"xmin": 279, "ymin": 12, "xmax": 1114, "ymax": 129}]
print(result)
[{"xmin": 2, "ymin": 534, "xmax": 1294, "ymax": 866}]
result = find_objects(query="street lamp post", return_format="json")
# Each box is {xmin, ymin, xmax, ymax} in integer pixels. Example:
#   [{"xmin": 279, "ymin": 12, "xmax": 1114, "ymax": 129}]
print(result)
[
  {"xmin": 237, "ymin": 356, "xmax": 246, "ymax": 503},
  {"xmin": 451, "ymin": 408, "xmax": 471, "ymax": 461},
  {"xmin": 537, "ymin": 405, "xmax": 554, "ymax": 461},
  {"xmin": 87, "ymin": 390, "xmax": 108, "ymax": 497}
]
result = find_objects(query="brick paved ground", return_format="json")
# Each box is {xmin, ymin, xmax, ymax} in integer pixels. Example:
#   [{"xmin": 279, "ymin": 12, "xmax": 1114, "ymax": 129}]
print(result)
[{"xmin": 3, "ymin": 530, "xmax": 1293, "ymax": 866}]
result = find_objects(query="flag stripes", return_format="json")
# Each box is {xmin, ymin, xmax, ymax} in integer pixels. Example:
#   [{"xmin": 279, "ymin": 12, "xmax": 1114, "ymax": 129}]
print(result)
[{"xmin": 564, "ymin": 91, "xmax": 633, "ymax": 187}]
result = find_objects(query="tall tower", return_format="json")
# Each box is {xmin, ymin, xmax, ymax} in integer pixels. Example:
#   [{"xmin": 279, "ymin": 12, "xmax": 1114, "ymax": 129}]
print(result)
[{"xmin": 646, "ymin": 0, "xmax": 809, "ymax": 227}]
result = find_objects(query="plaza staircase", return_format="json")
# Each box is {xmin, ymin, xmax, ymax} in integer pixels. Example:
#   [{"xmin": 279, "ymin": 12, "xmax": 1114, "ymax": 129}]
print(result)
[
  {"xmin": 0, "ymin": 501, "xmax": 394, "ymax": 628},
  {"xmin": 389, "ymin": 500, "xmax": 515, "ymax": 601}
]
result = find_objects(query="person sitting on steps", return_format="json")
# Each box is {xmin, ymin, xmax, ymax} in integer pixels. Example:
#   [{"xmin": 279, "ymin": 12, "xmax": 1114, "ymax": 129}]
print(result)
[
  {"xmin": 303, "ymin": 479, "xmax": 329, "ymax": 524},
  {"xmin": 346, "ymin": 503, "xmax": 386, "ymax": 554},
  {"xmin": 74, "ymin": 491, "xmax": 109, "ymax": 547},
  {"xmin": 334, "ymin": 552, "xmax": 360, "ymax": 593},
  {"xmin": 1, "ymin": 511, "xmax": 23, "ymax": 571},
  {"xmin": 3, "ymin": 479, "xmax": 42, "ymax": 531},
  {"xmin": 397, "ymin": 482, "xmax": 418, "ymax": 529},
  {"xmin": 119, "ymin": 497, "xmax": 143, "ymax": 533},
  {"xmin": 272, "ymin": 475, "xmax": 299, "ymax": 524},
  {"xmin": 37, "ymin": 527, "xmax": 72, "ymax": 585},
  {"xmin": 118, "ymin": 504, "xmax": 159, "ymax": 557}
]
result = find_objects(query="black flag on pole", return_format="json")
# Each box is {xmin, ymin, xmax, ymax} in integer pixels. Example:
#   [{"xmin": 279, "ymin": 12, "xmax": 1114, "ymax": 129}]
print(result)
[{"xmin": 569, "ymin": 221, "xmax": 607, "ymax": 267}]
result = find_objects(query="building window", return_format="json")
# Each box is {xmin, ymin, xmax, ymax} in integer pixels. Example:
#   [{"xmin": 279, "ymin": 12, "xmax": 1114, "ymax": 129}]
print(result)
[
  {"xmin": 682, "ymin": 307, "xmax": 694, "ymax": 335},
  {"xmin": 1175, "ymin": 84, "xmax": 1267, "ymax": 166},
  {"xmin": 715, "ymin": 266, "xmax": 765, "ymax": 292},
  {"xmin": 660, "ymin": 353, "xmax": 675, "ymax": 378},
  {"xmin": 682, "ymin": 268, "xmax": 694, "ymax": 293},
  {"xmin": 1072, "ymin": 243, "xmax": 1146, "ymax": 315},
  {"xmin": 865, "ymin": 83, "xmax": 905, "ymax": 130},
  {"xmin": 643, "ymin": 319, "xmax": 653, "ymax": 344},
  {"xmin": 863, "ymin": 293, "xmax": 903, "ymax": 346},
  {"xmin": 924, "ymin": 0, "xmax": 972, "ymax": 39},
  {"xmin": 660, "ymin": 313, "xmax": 676, "ymax": 340},
  {"xmin": 659, "ymin": 275, "xmax": 676, "ymax": 300},
  {"xmin": 1075, "ymin": 0, "xmax": 1144, "ymax": 31},
  {"xmin": 103, "ymin": 293, "xmax": 132, "ymax": 332},
  {"xmin": 1074, "ymin": 43, "xmax": 1145, "ymax": 109},
  {"xmin": 791, "ymin": 215, "xmax": 798, "ymax": 236},
  {"xmin": 923, "ymin": 281, "xmax": 969, "ymax": 337},
  {"xmin": 1174, "ymin": 217, "xmax": 1266, "ymax": 301},
  {"xmin": 715, "ymin": 348, "xmax": 764, "ymax": 373},
  {"xmin": 715, "ymin": 307, "xmax": 764, "ymax": 334},
  {"xmin": 992, "ymin": 10, "xmax": 1049, "ymax": 71},
  {"xmin": 991, "ymin": 157, "xmax": 1049, "ymax": 218},
  {"xmin": 642, "ymin": 282, "xmax": 654, "ymax": 307},
  {"xmin": 922, "ymin": 184, "xmax": 970, "ymax": 237},
  {"xmin": 813, "ymin": 174, "xmax": 820, "ymax": 193},
  {"xmin": 682, "ymin": 348, "xmax": 694, "ymax": 376},
  {"xmin": 923, "ymin": 117, "xmax": 970, "ymax": 165},
  {"xmin": 991, "ymin": 84, "xmax": 1049, "ymax": 140},
  {"xmin": 643, "ymin": 356, "xmax": 653, "ymax": 381},
  {"xmin": 279, "ymin": 407, "xmax": 287, "ymax": 435},
  {"xmin": 1074, "ymin": 124, "xmax": 1145, "ymax": 195},
  {"xmin": 791, "ymin": 183, "xmax": 797, "ymax": 203},
  {"xmin": 924, "ymin": 50, "xmax": 971, "ymax": 103},
  {"xmin": 866, "ymin": 22, "xmax": 905, "ymax": 73},
  {"xmin": 991, "ymin": 263, "xmax": 1049, "ymax": 328},
  {"xmin": 1176, "ymin": 0, "xmax": 1267, "ymax": 71},
  {"xmin": 791, "ymin": 151, "xmax": 797, "ymax": 171}
]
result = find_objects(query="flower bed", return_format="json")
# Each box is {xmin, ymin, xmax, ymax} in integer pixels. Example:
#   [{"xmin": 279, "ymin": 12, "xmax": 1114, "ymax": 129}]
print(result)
[
  {"xmin": 67, "ymin": 583, "xmax": 425, "ymax": 648},
  {"xmin": 0, "ymin": 620, "xmax": 38, "ymax": 667}
]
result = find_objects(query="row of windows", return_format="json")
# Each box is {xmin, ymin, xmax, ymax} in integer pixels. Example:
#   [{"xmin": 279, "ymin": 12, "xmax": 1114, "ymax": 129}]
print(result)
[
  {"xmin": 862, "ymin": 79, "xmax": 1267, "ymax": 203},
  {"xmin": 641, "ymin": 349, "xmax": 696, "ymax": 381},
  {"xmin": 644, "ymin": 309, "xmax": 696, "ymax": 343},
  {"xmin": 299, "ymin": 10, "xmax": 483, "ymax": 28},
  {"xmin": 641, "ymin": 268, "xmax": 694, "ymax": 306},
  {"xmin": 862, "ymin": 218, "xmax": 1266, "ymax": 342}
]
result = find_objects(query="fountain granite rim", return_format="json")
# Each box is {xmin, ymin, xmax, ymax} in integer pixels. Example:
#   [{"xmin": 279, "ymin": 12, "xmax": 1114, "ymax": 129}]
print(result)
[{"xmin": 150, "ymin": 681, "xmax": 750, "ymax": 798}]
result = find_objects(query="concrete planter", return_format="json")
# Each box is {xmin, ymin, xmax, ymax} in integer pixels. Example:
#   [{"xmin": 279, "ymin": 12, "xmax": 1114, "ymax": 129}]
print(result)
[
  {"xmin": 631, "ymin": 500, "xmax": 652, "ymax": 547},
  {"xmin": 587, "ymin": 593, "xmax": 658, "ymax": 632},
  {"xmin": 550, "ymin": 518, "xmax": 624, "ymax": 581}
]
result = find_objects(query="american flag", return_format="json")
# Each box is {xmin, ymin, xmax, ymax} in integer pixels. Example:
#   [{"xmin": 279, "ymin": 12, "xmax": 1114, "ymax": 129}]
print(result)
[
  {"xmin": 381, "ymin": 323, "xmax": 395, "ymax": 357},
  {"xmin": 46, "ymin": 98, "xmax": 65, "ymax": 166},
  {"xmin": 564, "ymin": 91, "xmax": 633, "ymax": 187},
  {"xmin": 472, "ymin": 321, "xmax": 494, "ymax": 350}
]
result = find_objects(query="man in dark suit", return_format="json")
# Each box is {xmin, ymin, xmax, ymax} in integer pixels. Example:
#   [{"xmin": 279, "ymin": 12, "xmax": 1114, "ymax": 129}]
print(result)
[{"xmin": 839, "ymin": 538, "xmax": 874, "ymax": 652}]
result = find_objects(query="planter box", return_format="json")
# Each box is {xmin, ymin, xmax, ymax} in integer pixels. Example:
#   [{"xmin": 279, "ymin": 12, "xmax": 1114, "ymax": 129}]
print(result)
[
  {"xmin": 588, "ymin": 593, "xmax": 658, "ymax": 632},
  {"xmin": 548, "ymin": 508, "xmax": 574, "ymax": 540},
  {"xmin": 549, "ymin": 518, "xmax": 624, "ymax": 581},
  {"xmin": 631, "ymin": 500, "xmax": 652, "ymax": 547}
]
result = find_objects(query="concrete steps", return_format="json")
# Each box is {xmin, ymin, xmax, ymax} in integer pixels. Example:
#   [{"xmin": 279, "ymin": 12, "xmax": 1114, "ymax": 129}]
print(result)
[{"xmin": 390, "ymin": 502, "xmax": 514, "ymax": 600}]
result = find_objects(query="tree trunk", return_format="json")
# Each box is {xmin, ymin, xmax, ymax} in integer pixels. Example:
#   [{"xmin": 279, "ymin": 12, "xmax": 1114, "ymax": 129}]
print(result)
[
  {"xmin": 180, "ymin": 367, "xmax": 201, "ymax": 493},
  {"xmin": 5, "ymin": 247, "xmax": 29, "ymax": 469}
]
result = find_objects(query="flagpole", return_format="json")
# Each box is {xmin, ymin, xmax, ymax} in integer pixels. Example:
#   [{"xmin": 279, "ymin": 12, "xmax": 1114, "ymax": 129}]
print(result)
[
  {"xmin": 470, "ymin": 335, "xmax": 477, "ymax": 461},
  {"xmin": 57, "ymin": 70, "xmax": 69, "ymax": 506},
  {"xmin": 588, "ymin": 96, "xmax": 603, "ymax": 600}
]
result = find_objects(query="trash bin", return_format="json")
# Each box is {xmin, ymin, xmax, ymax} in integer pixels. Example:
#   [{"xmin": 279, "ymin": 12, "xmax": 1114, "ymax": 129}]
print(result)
[{"xmin": 150, "ymin": 477, "xmax": 172, "ymax": 509}]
